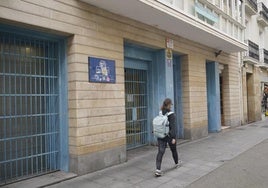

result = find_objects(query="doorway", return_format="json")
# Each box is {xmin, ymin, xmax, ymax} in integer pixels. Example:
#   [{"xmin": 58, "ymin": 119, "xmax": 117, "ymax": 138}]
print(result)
[
  {"xmin": 173, "ymin": 55, "xmax": 184, "ymax": 138},
  {"xmin": 0, "ymin": 27, "xmax": 68, "ymax": 184},
  {"xmin": 246, "ymin": 73, "xmax": 254, "ymax": 122},
  {"xmin": 125, "ymin": 67, "xmax": 149, "ymax": 149}
]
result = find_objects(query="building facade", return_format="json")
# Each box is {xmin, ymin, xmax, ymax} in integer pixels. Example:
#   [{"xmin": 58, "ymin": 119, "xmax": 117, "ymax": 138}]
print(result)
[
  {"xmin": 241, "ymin": 0, "xmax": 268, "ymax": 123},
  {"xmin": 0, "ymin": 0, "xmax": 248, "ymax": 184}
]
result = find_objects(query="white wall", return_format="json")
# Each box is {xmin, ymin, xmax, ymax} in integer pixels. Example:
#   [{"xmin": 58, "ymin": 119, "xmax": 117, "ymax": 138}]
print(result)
[
  {"xmin": 265, "ymin": 27, "xmax": 268, "ymax": 49},
  {"xmin": 245, "ymin": 15, "xmax": 260, "ymax": 45}
]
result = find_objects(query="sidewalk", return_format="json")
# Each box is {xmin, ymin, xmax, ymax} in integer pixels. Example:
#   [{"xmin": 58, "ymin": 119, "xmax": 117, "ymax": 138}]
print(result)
[
  {"xmin": 6, "ymin": 120, "xmax": 268, "ymax": 188},
  {"xmin": 187, "ymin": 138, "xmax": 268, "ymax": 188}
]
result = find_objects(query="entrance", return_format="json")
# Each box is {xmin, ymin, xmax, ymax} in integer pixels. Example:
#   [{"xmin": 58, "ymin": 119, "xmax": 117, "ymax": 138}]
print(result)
[
  {"xmin": 125, "ymin": 67, "xmax": 148, "ymax": 149},
  {"xmin": 0, "ymin": 27, "xmax": 68, "ymax": 184},
  {"xmin": 173, "ymin": 55, "xmax": 184, "ymax": 138},
  {"xmin": 246, "ymin": 73, "xmax": 254, "ymax": 122},
  {"xmin": 220, "ymin": 75, "xmax": 224, "ymax": 126}
]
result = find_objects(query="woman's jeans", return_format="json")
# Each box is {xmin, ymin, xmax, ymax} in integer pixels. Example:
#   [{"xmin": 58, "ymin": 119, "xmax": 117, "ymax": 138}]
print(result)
[{"xmin": 156, "ymin": 136, "xmax": 178, "ymax": 170}]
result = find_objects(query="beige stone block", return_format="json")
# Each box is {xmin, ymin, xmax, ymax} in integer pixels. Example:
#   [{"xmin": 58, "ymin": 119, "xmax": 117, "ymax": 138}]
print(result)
[
  {"xmin": 72, "ymin": 35, "xmax": 123, "ymax": 53},
  {"xmin": 75, "ymin": 90, "xmax": 125, "ymax": 100},
  {"xmin": 69, "ymin": 136, "xmax": 77, "ymax": 146},
  {"xmin": 76, "ymin": 122, "xmax": 125, "ymax": 137},
  {"xmin": 82, "ymin": 29, "xmax": 123, "ymax": 45},
  {"xmin": 68, "ymin": 62, "xmax": 88, "ymax": 73},
  {"xmin": 75, "ymin": 98, "xmax": 125, "ymax": 109},
  {"xmin": 76, "ymin": 130, "xmax": 126, "ymax": 146},
  {"xmin": 0, "ymin": 0, "xmax": 50, "ymax": 18},
  {"xmin": 69, "ymin": 145, "xmax": 77, "ymax": 155},
  {"xmin": 68, "ymin": 72, "xmax": 88, "ymax": 82},
  {"xmin": 76, "ymin": 82, "xmax": 124, "ymax": 91},
  {"xmin": 68, "ymin": 44, "xmax": 123, "ymax": 60},
  {"xmin": 68, "ymin": 90, "xmax": 77, "ymax": 100},
  {"xmin": 69, "ymin": 127, "xmax": 77, "ymax": 137},
  {"xmin": 51, "ymin": 11, "xmax": 97, "ymax": 31},
  {"xmin": 68, "ymin": 100, "xmax": 78, "ymax": 110},
  {"xmin": 76, "ymin": 138, "xmax": 126, "ymax": 155},
  {"xmin": 69, "ymin": 118, "xmax": 79, "ymax": 128},
  {"xmin": 68, "ymin": 81, "xmax": 77, "ymax": 91},
  {"xmin": 75, "ymin": 107, "xmax": 125, "ymax": 118},
  {"xmin": 75, "ymin": 114, "xmax": 125, "ymax": 127}
]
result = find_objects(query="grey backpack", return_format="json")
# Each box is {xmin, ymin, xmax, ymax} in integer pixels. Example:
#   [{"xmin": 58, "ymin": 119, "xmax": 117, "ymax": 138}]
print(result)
[{"xmin": 153, "ymin": 111, "xmax": 173, "ymax": 138}]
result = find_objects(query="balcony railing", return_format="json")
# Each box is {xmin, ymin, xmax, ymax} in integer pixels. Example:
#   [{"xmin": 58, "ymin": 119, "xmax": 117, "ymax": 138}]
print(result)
[
  {"xmin": 265, "ymin": 49, "xmax": 268, "ymax": 64},
  {"xmin": 260, "ymin": 48, "xmax": 268, "ymax": 64},
  {"xmin": 259, "ymin": 3, "xmax": 268, "ymax": 23},
  {"xmin": 246, "ymin": 40, "xmax": 259, "ymax": 61},
  {"xmin": 246, "ymin": 0, "xmax": 258, "ymax": 12}
]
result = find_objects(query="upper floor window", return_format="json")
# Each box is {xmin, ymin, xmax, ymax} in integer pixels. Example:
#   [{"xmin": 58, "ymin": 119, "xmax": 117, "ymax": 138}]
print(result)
[
  {"xmin": 195, "ymin": 0, "xmax": 219, "ymax": 25},
  {"xmin": 222, "ymin": 17, "xmax": 227, "ymax": 33},
  {"xmin": 157, "ymin": 0, "xmax": 183, "ymax": 10},
  {"xmin": 228, "ymin": 0, "xmax": 232, "ymax": 16},
  {"xmin": 223, "ymin": 0, "xmax": 228, "ymax": 13},
  {"xmin": 215, "ymin": 0, "xmax": 221, "ymax": 8},
  {"xmin": 238, "ymin": 0, "xmax": 242, "ymax": 23}
]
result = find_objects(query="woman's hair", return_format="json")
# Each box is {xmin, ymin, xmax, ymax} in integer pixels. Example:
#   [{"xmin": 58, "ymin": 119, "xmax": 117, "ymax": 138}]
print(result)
[{"xmin": 161, "ymin": 98, "xmax": 172, "ymax": 111}]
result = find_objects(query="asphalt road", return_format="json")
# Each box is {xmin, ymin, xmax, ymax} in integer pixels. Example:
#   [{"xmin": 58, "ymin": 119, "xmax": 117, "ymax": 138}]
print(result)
[{"xmin": 186, "ymin": 139, "xmax": 268, "ymax": 188}]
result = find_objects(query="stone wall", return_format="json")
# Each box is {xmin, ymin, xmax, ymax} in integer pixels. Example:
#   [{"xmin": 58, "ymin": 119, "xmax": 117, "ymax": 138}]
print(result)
[{"xmin": 0, "ymin": 0, "xmax": 242, "ymax": 174}]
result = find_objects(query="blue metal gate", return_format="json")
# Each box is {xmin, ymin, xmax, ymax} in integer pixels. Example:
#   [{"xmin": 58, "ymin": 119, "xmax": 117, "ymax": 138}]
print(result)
[
  {"xmin": 125, "ymin": 68, "xmax": 148, "ymax": 149},
  {"xmin": 0, "ymin": 30, "xmax": 60, "ymax": 184}
]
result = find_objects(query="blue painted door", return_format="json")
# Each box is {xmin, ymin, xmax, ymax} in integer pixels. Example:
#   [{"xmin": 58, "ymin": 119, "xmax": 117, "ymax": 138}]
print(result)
[
  {"xmin": 173, "ymin": 56, "xmax": 184, "ymax": 138},
  {"xmin": 124, "ymin": 44, "xmax": 153, "ymax": 149},
  {"xmin": 206, "ymin": 62, "xmax": 221, "ymax": 132}
]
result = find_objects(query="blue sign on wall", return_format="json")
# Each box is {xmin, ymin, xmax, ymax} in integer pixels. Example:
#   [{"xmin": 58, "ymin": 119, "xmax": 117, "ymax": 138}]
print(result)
[{"xmin": 88, "ymin": 57, "xmax": 116, "ymax": 83}]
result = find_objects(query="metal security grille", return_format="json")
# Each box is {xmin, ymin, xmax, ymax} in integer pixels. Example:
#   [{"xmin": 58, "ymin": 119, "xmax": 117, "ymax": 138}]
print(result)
[
  {"xmin": 125, "ymin": 68, "xmax": 148, "ymax": 149},
  {"xmin": 0, "ymin": 31, "xmax": 60, "ymax": 184}
]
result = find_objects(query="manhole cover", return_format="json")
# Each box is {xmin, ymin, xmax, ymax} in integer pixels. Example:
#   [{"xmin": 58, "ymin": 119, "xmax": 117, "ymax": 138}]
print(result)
[{"xmin": 236, "ymin": 128, "xmax": 245, "ymax": 130}]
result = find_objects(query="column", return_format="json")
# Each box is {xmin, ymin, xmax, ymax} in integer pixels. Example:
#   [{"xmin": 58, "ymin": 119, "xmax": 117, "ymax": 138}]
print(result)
[{"xmin": 181, "ymin": 54, "xmax": 208, "ymax": 140}]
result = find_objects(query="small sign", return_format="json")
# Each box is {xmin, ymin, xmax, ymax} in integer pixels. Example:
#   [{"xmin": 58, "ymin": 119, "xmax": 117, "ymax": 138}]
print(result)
[
  {"xmin": 88, "ymin": 57, "xmax": 116, "ymax": 83},
  {"xmin": 166, "ymin": 48, "xmax": 173, "ymax": 60},
  {"xmin": 166, "ymin": 38, "xmax": 174, "ymax": 49}
]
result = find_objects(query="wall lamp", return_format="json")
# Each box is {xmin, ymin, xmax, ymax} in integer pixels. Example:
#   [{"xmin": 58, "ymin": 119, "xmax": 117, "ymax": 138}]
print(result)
[{"xmin": 215, "ymin": 50, "xmax": 222, "ymax": 57}]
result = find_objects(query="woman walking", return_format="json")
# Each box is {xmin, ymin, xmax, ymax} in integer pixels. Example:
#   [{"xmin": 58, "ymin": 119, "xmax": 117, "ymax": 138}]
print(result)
[{"xmin": 155, "ymin": 98, "xmax": 182, "ymax": 177}]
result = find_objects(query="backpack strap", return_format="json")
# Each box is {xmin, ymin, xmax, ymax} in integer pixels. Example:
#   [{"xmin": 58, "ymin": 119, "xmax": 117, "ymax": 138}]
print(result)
[{"xmin": 165, "ymin": 112, "xmax": 174, "ymax": 116}]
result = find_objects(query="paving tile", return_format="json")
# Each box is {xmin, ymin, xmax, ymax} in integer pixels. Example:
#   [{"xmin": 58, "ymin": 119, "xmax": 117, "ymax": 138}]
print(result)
[{"xmin": 123, "ymin": 175, "xmax": 145, "ymax": 184}]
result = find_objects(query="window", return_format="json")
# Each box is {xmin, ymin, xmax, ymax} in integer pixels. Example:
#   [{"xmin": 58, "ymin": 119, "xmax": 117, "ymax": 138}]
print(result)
[
  {"xmin": 228, "ymin": 0, "xmax": 232, "ymax": 16},
  {"xmin": 215, "ymin": 0, "xmax": 221, "ymax": 8},
  {"xmin": 228, "ymin": 21, "xmax": 233, "ymax": 35},
  {"xmin": 195, "ymin": 1, "xmax": 219, "ymax": 25},
  {"xmin": 222, "ymin": 18, "xmax": 227, "ymax": 33},
  {"xmin": 223, "ymin": 0, "xmax": 227, "ymax": 12},
  {"xmin": 234, "ymin": 25, "xmax": 238, "ymax": 39},
  {"xmin": 197, "ymin": 13, "xmax": 205, "ymax": 21},
  {"xmin": 214, "ymin": 13, "xmax": 220, "ymax": 28},
  {"xmin": 157, "ymin": 0, "xmax": 173, "ymax": 7},
  {"xmin": 238, "ymin": 0, "xmax": 242, "ymax": 23},
  {"xmin": 173, "ymin": 0, "xmax": 184, "ymax": 10}
]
